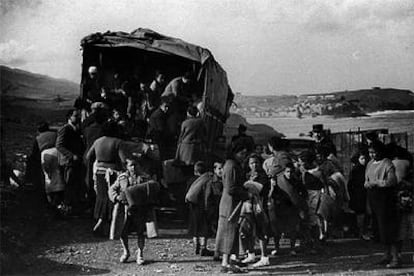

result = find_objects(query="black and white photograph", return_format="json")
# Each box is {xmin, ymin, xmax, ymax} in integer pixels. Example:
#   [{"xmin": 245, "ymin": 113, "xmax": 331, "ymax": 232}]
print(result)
[{"xmin": 1, "ymin": 0, "xmax": 414, "ymax": 275}]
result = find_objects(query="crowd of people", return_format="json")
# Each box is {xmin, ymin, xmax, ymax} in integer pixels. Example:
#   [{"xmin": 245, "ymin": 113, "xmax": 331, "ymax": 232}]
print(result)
[
  {"xmin": 20, "ymin": 65, "xmax": 413, "ymax": 272},
  {"xmin": 183, "ymin": 125, "xmax": 413, "ymax": 273}
]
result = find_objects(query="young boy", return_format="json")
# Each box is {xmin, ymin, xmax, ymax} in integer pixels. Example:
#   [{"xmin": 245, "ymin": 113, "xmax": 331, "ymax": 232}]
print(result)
[
  {"xmin": 108, "ymin": 157, "xmax": 160, "ymax": 265},
  {"xmin": 271, "ymin": 163, "xmax": 306, "ymax": 255},
  {"xmin": 185, "ymin": 161, "xmax": 215, "ymax": 256}
]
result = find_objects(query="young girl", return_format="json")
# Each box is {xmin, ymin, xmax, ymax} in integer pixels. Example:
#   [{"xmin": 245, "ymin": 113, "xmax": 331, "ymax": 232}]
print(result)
[
  {"xmin": 348, "ymin": 150, "xmax": 369, "ymax": 240},
  {"xmin": 108, "ymin": 158, "xmax": 160, "ymax": 265},
  {"xmin": 242, "ymin": 154, "xmax": 270, "ymax": 267}
]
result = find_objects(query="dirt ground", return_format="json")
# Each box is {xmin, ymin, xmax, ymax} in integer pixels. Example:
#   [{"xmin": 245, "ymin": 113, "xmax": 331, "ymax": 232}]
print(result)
[
  {"xmin": 7, "ymin": 214, "xmax": 414, "ymax": 275},
  {"xmin": 2, "ymin": 99, "xmax": 414, "ymax": 275}
]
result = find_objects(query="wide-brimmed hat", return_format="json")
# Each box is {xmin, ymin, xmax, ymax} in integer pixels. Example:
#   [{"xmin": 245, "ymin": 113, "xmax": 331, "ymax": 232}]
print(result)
[{"xmin": 312, "ymin": 124, "xmax": 324, "ymax": 133}]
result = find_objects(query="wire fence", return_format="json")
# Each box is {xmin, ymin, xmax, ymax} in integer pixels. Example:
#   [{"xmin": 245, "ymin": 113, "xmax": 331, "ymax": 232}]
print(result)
[{"xmin": 331, "ymin": 130, "xmax": 414, "ymax": 178}]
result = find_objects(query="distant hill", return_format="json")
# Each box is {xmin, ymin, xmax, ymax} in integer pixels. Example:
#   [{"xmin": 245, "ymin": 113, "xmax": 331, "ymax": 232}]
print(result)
[
  {"xmin": 327, "ymin": 88, "xmax": 414, "ymax": 112},
  {"xmin": 0, "ymin": 65, "xmax": 78, "ymax": 101}
]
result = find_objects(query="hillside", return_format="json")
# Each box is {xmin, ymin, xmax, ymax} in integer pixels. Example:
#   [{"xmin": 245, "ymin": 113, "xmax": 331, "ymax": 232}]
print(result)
[
  {"xmin": 0, "ymin": 65, "xmax": 78, "ymax": 101},
  {"xmin": 233, "ymin": 88, "xmax": 414, "ymax": 117},
  {"xmin": 328, "ymin": 88, "xmax": 414, "ymax": 112}
]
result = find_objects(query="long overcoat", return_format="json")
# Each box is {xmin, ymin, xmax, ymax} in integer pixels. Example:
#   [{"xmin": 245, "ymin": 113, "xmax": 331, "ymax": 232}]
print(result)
[{"xmin": 215, "ymin": 159, "xmax": 249, "ymax": 255}]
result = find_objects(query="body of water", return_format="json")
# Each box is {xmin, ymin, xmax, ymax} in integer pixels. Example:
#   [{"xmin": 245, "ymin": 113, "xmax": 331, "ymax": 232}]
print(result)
[{"xmin": 247, "ymin": 110, "xmax": 414, "ymax": 137}]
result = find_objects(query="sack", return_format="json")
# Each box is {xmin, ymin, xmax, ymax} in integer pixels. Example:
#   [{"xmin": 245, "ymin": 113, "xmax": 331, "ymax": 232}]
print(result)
[
  {"xmin": 146, "ymin": 221, "xmax": 158, "ymax": 238},
  {"xmin": 162, "ymin": 159, "xmax": 186, "ymax": 184},
  {"xmin": 317, "ymin": 190, "xmax": 337, "ymax": 220},
  {"xmin": 397, "ymin": 189, "xmax": 413, "ymax": 212}
]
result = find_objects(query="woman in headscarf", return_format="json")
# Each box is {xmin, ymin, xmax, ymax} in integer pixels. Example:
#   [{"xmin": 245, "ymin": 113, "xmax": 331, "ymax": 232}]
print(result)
[
  {"xmin": 215, "ymin": 144, "xmax": 250, "ymax": 273},
  {"xmin": 365, "ymin": 141, "xmax": 399, "ymax": 268}
]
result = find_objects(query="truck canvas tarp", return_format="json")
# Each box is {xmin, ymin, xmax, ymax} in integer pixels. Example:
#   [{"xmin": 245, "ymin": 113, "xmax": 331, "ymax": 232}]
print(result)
[{"xmin": 80, "ymin": 28, "xmax": 234, "ymax": 153}]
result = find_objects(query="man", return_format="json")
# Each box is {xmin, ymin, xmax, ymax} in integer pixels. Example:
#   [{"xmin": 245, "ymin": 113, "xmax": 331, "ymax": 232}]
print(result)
[
  {"xmin": 56, "ymin": 109, "xmax": 85, "ymax": 215},
  {"xmin": 311, "ymin": 124, "xmax": 337, "ymax": 157},
  {"xmin": 147, "ymin": 97, "xmax": 170, "ymax": 160},
  {"xmin": 162, "ymin": 71, "xmax": 193, "ymax": 104},
  {"xmin": 149, "ymin": 71, "xmax": 166, "ymax": 108},
  {"xmin": 175, "ymin": 106, "xmax": 207, "ymax": 166},
  {"xmin": 162, "ymin": 72, "xmax": 194, "ymax": 137},
  {"xmin": 26, "ymin": 122, "xmax": 58, "ymax": 195},
  {"xmin": 81, "ymin": 66, "xmax": 102, "ymax": 106},
  {"xmin": 231, "ymin": 124, "xmax": 255, "ymax": 153}
]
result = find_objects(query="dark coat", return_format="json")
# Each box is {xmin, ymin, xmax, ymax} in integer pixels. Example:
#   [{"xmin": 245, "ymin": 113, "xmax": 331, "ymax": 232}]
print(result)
[
  {"xmin": 175, "ymin": 117, "xmax": 206, "ymax": 165},
  {"xmin": 147, "ymin": 108, "xmax": 167, "ymax": 144},
  {"xmin": 348, "ymin": 163, "xmax": 367, "ymax": 214},
  {"xmin": 83, "ymin": 122, "xmax": 104, "ymax": 151},
  {"xmin": 56, "ymin": 124, "xmax": 85, "ymax": 166},
  {"xmin": 215, "ymin": 159, "xmax": 249, "ymax": 254},
  {"xmin": 231, "ymin": 134, "xmax": 255, "ymax": 153},
  {"xmin": 81, "ymin": 77, "xmax": 101, "ymax": 103},
  {"xmin": 26, "ymin": 130, "xmax": 57, "ymax": 188}
]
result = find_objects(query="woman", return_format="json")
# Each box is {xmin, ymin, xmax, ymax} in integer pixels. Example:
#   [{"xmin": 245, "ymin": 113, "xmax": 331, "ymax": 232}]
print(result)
[
  {"xmin": 348, "ymin": 150, "xmax": 369, "ymax": 240},
  {"xmin": 85, "ymin": 122, "xmax": 124, "ymax": 235},
  {"xmin": 215, "ymin": 144, "xmax": 250, "ymax": 273},
  {"xmin": 392, "ymin": 145, "xmax": 414, "ymax": 265},
  {"xmin": 365, "ymin": 141, "xmax": 399, "ymax": 268}
]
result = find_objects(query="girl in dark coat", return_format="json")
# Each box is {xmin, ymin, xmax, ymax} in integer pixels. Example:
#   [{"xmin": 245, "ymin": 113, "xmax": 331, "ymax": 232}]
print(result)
[
  {"xmin": 365, "ymin": 141, "xmax": 399, "ymax": 268},
  {"xmin": 215, "ymin": 144, "xmax": 249, "ymax": 273},
  {"xmin": 348, "ymin": 150, "xmax": 369, "ymax": 239}
]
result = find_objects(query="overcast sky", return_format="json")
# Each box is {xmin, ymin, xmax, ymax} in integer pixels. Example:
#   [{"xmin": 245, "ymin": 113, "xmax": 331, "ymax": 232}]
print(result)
[{"xmin": 1, "ymin": 0, "xmax": 413, "ymax": 95}]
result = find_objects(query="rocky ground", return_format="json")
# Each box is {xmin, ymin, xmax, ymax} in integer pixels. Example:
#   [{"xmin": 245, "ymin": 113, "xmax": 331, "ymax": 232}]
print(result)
[{"xmin": 2, "ymin": 98, "xmax": 414, "ymax": 275}]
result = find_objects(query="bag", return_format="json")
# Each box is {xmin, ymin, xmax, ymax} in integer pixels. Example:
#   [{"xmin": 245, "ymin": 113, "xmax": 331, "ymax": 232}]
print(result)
[
  {"xmin": 397, "ymin": 189, "xmax": 413, "ymax": 213},
  {"xmin": 317, "ymin": 190, "xmax": 337, "ymax": 220},
  {"xmin": 162, "ymin": 159, "xmax": 186, "ymax": 184},
  {"xmin": 146, "ymin": 208, "xmax": 158, "ymax": 238},
  {"xmin": 146, "ymin": 221, "xmax": 158, "ymax": 238}
]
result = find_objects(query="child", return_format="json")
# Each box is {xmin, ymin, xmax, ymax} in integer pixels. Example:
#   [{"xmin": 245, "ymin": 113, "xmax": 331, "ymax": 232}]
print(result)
[
  {"xmin": 185, "ymin": 161, "xmax": 214, "ymax": 256},
  {"xmin": 243, "ymin": 154, "xmax": 270, "ymax": 267},
  {"xmin": 210, "ymin": 161, "xmax": 224, "ymax": 233},
  {"xmin": 348, "ymin": 150, "xmax": 370, "ymax": 240},
  {"xmin": 108, "ymin": 157, "xmax": 160, "ymax": 265},
  {"xmin": 271, "ymin": 163, "xmax": 307, "ymax": 255}
]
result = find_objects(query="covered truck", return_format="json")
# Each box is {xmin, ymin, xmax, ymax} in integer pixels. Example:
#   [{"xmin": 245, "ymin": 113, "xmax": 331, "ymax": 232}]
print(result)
[{"xmin": 80, "ymin": 28, "xmax": 234, "ymax": 158}]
